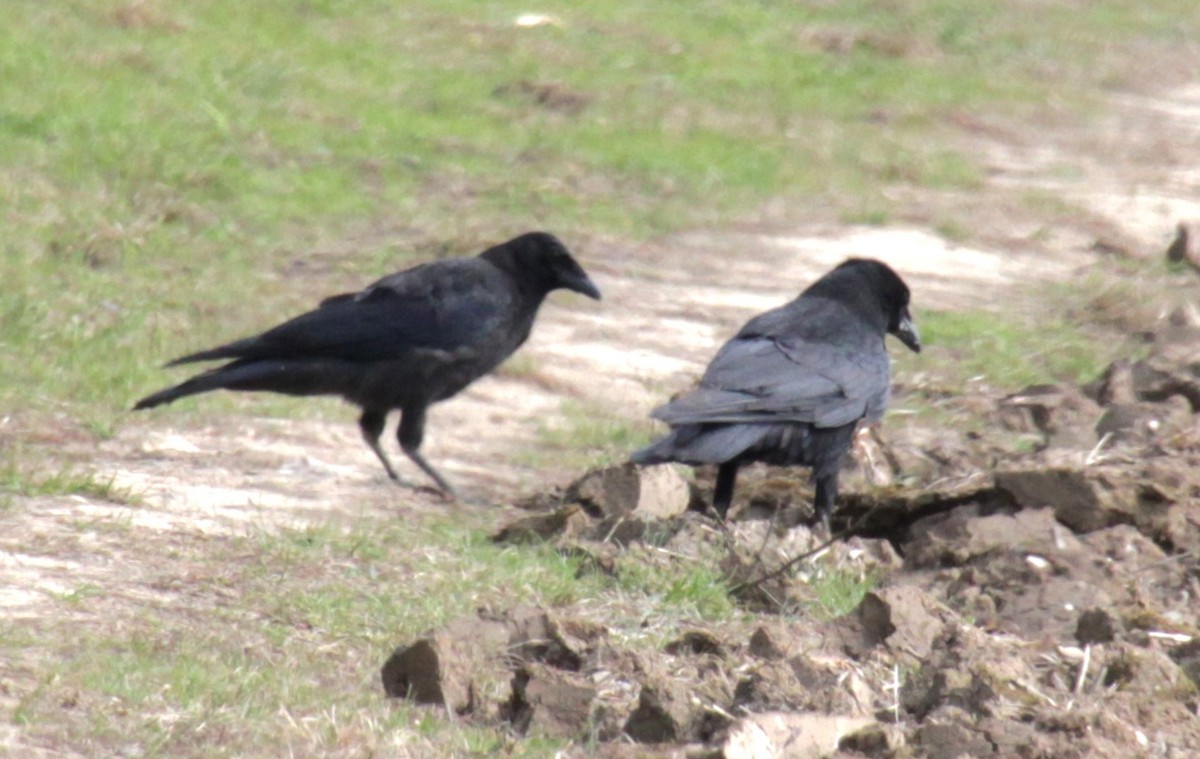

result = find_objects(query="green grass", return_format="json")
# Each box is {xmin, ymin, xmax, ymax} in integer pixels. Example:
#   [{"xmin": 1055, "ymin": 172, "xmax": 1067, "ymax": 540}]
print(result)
[
  {"xmin": 7, "ymin": 516, "xmax": 596, "ymax": 756},
  {"xmin": 4, "ymin": 2, "xmax": 1200, "ymax": 755},
  {"xmin": 245, "ymin": 520, "xmax": 599, "ymax": 633},
  {"xmin": 1, "ymin": 513, "xmax": 762, "ymax": 756},
  {"xmin": 14, "ymin": 621, "xmax": 566, "ymax": 757},
  {"xmin": 2, "ymin": 0, "xmax": 1195, "ymax": 430},
  {"xmin": 907, "ymin": 308, "xmax": 1115, "ymax": 389},
  {"xmin": 800, "ymin": 567, "xmax": 880, "ymax": 621},
  {"xmin": 0, "ymin": 453, "xmax": 138, "ymax": 503},
  {"xmin": 526, "ymin": 400, "xmax": 657, "ymax": 470},
  {"xmin": 609, "ymin": 549, "xmax": 739, "ymax": 624},
  {"xmin": 899, "ymin": 258, "xmax": 1200, "ymax": 391}
]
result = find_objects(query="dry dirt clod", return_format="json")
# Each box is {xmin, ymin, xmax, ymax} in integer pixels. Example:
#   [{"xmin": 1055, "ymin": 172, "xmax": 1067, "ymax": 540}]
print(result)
[
  {"xmin": 837, "ymin": 585, "xmax": 947, "ymax": 662},
  {"xmin": 507, "ymin": 664, "xmax": 598, "ymax": 740},
  {"xmin": 492, "ymin": 504, "xmax": 589, "ymax": 544},
  {"xmin": 380, "ymin": 613, "xmax": 512, "ymax": 713},
  {"xmin": 570, "ymin": 464, "xmax": 692, "ymax": 520},
  {"xmin": 733, "ymin": 655, "xmax": 875, "ymax": 719},
  {"xmin": 746, "ymin": 627, "xmax": 788, "ymax": 661},
  {"xmin": 664, "ymin": 630, "xmax": 724, "ymax": 658},
  {"xmin": 905, "ymin": 505, "xmax": 1084, "ymax": 568},
  {"xmin": 718, "ymin": 713, "xmax": 874, "ymax": 759},
  {"xmin": 993, "ymin": 459, "xmax": 1200, "ymax": 552},
  {"xmin": 380, "ymin": 606, "xmax": 584, "ymax": 714},
  {"xmin": 1084, "ymin": 359, "xmax": 1139, "ymax": 405},
  {"xmin": 564, "ymin": 745, "xmax": 716, "ymax": 759},
  {"xmin": 991, "ymin": 568, "xmax": 1115, "ymax": 640},
  {"xmin": 1088, "ymin": 312, "xmax": 1200, "ymax": 411},
  {"xmin": 838, "ymin": 721, "xmax": 908, "ymax": 754},
  {"xmin": 496, "ymin": 464, "xmax": 693, "ymax": 545},
  {"xmin": 624, "ymin": 680, "xmax": 699, "ymax": 744},
  {"xmin": 1076, "ymin": 608, "xmax": 1119, "ymax": 644},
  {"xmin": 1102, "ymin": 643, "xmax": 1198, "ymax": 699},
  {"xmin": 994, "ymin": 468, "xmax": 1134, "ymax": 533},
  {"xmin": 1169, "ymin": 639, "xmax": 1200, "ymax": 690},
  {"xmin": 901, "ymin": 626, "xmax": 1044, "ymax": 723},
  {"xmin": 911, "ymin": 715, "xmax": 999, "ymax": 759},
  {"xmin": 1166, "ymin": 220, "xmax": 1200, "ymax": 272},
  {"xmin": 1095, "ymin": 397, "xmax": 1193, "ymax": 447},
  {"xmin": 1167, "ymin": 302, "xmax": 1200, "ymax": 329},
  {"xmin": 740, "ymin": 621, "xmax": 827, "ymax": 664},
  {"xmin": 560, "ymin": 540, "xmax": 620, "ymax": 577},
  {"xmin": 998, "ymin": 383, "xmax": 1103, "ymax": 450}
]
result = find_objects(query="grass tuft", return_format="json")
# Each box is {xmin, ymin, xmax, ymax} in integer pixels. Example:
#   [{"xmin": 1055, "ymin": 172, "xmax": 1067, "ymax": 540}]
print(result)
[
  {"xmin": 528, "ymin": 400, "xmax": 657, "ymax": 469},
  {"xmin": 900, "ymin": 307, "xmax": 1125, "ymax": 390},
  {"xmin": 0, "ymin": 455, "xmax": 140, "ymax": 503}
]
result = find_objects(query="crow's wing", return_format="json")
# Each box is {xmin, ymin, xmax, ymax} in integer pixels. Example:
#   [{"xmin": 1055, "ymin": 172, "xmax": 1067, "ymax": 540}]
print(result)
[
  {"xmin": 169, "ymin": 259, "xmax": 513, "ymax": 365},
  {"xmin": 652, "ymin": 328, "xmax": 889, "ymax": 429}
]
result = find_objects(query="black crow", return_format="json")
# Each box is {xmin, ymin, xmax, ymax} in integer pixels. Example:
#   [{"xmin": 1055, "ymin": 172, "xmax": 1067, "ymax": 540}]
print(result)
[
  {"xmin": 134, "ymin": 232, "xmax": 601, "ymax": 496},
  {"xmin": 631, "ymin": 258, "xmax": 919, "ymax": 528}
]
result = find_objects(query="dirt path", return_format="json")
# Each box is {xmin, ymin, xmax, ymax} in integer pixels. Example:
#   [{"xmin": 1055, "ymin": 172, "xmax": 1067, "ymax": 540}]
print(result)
[{"xmin": 987, "ymin": 83, "xmax": 1200, "ymax": 250}]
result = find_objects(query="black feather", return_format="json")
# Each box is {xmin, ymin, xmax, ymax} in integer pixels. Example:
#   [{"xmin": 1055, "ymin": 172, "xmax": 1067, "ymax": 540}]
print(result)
[
  {"xmin": 631, "ymin": 258, "xmax": 918, "ymax": 528},
  {"xmin": 134, "ymin": 232, "xmax": 601, "ymax": 496}
]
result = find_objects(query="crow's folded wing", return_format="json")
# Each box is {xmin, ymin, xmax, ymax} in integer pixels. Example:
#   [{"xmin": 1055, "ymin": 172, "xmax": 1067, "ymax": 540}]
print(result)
[
  {"xmin": 169, "ymin": 260, "xmax": 512, "ymax": 365},
  {"xmin": 651, "ymin": 331, "xmax": 889, "ymax": 429}
]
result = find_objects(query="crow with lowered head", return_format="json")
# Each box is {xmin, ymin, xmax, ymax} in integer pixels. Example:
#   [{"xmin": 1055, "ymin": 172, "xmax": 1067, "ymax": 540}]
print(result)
[
  {"xmin": 134, "ymin": 232, "xmax": 601, "ymax": 497},
  {"xmin": 631, "ymin": 258, "xmax": 919, "ymax": 529}
]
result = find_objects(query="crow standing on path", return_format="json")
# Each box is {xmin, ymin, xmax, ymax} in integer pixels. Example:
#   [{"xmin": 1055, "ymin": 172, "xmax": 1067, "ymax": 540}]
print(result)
[
  {"xmin": 134, "ymin": 232, "xmax": 601, "ymax": 497},
  {"xmin": 631, "ymin": 258, "xmax": 919, "ymax": 529}
]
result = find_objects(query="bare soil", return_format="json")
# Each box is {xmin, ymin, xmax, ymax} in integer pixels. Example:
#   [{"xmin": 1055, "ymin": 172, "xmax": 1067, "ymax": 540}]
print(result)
[{"xmin": 3, "ymin": 85, "xmax": 1200, "ymax": 757}]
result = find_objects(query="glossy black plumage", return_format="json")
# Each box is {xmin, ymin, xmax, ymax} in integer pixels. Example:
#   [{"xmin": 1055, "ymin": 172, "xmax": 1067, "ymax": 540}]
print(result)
[
  {"xmin": 134, "ymin": 232, "xmax": 601, "ymax": 495},
  {"xmin": 631, "ymin": 258, "xmax": 919, "ymax": 528}
]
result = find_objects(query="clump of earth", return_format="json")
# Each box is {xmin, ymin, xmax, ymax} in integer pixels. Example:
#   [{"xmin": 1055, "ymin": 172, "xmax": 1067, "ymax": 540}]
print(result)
[{"xmin": 380, "ymin": 316, "xmax": 1200, "ymax": 758}]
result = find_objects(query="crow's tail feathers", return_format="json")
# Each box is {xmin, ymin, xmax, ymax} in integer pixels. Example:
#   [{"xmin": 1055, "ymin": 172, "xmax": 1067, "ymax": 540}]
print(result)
[
  {"xmin": 131, "ymin": 360, "xmax": 266, "ymax": 410},
  {"xmin": 629, "ymin": 438, "xmax": 675, "ymax": 465},
  {"xmin": 133, "ymin": 372, "xmax": 227, "ymax": 410},
  {"xmin": 164, "ymin": 337, "xmax": 262, "ymax": 367},
  {"xmin": 133, "ymin": 359, "xmax": 356, "ymax": 411},
  {"xmin": 631, "ymin": 424, "xmax": 765, "ymax": 467}
]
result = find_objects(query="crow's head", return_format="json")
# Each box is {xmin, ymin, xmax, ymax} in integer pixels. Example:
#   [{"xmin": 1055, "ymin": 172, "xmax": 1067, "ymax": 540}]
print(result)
[
  {"xmin": 821, "ymin": 258, "xmax": 920, "ymax": 353},
  {"xmin": 485, "ymin": 231, "xmax": 602, "ymax": 301}
]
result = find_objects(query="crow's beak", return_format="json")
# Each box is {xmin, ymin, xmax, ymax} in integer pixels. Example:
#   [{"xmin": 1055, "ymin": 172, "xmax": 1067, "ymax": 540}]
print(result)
[
  {"xmin": 894, "ymin": 315, "xmax": 921, "ymax": 353},
  {"xmin": 564, "ymin": 272, "xmax": 602, "ymax": 301}
]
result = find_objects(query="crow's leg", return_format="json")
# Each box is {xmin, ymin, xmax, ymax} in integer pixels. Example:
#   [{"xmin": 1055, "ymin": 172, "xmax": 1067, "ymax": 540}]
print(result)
[
  {"xmin": 359, "ymin": 409, "xmax": 400, "ymax": 481},
  {"xmin": 812, "ymin": 471, "xmax": 838, "ymax": 535},
  {"xmin": 398, "ymin": 403, "xmax": 456, "ymax": 499},
  {"xmin": 713, "ymin": 462, "xmax": 740, "ymax": 519}
]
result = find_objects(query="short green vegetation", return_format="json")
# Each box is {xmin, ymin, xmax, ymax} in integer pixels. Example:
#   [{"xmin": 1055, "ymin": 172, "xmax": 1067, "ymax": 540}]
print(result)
[
  {"xmin": 910, "ymin": 308, "xmax": 1113, "ymax": 389},
  {"xmin": 3, "ymin": 1, "xmax": 1199, "ymax": 756},
  {"xmin": 2, "ymin": 0, "xmax": 1192, "ymax": 428}
]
